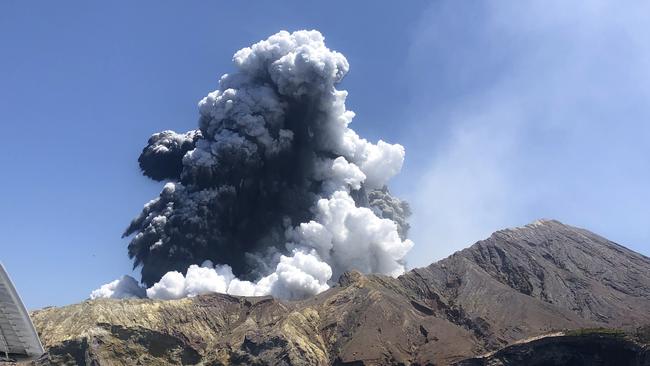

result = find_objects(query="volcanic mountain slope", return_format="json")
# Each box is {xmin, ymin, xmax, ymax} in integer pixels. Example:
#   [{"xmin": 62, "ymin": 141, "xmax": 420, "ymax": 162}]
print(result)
[
  {"xmin": 400, "ymin": 219, "xmax": 650, "ymax": 345},
  {"xmin": 28, "ymin": 220, "xmax": 650, "ymax": 365}
]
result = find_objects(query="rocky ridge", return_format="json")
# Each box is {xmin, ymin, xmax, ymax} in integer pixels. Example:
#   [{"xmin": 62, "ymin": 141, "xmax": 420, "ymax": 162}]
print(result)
[{"xmin": 26, "ymin": 220, "xmax": 650, "ymax": 365}]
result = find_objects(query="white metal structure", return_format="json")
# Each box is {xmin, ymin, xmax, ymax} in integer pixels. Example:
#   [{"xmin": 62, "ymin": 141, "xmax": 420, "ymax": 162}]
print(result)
[{"xmin": 0, "ymin": 263, "xmax": 44, "ymax": 361}]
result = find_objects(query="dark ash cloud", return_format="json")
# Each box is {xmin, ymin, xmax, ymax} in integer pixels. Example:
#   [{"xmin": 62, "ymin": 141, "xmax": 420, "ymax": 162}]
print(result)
[{"xmin": 95, "ymin": 30, "xmax": 413, "ymax": 300}]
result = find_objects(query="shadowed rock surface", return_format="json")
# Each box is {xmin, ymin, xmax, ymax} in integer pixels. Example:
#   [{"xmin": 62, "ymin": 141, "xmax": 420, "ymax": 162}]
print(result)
[
  {"xmin": 26, "ymin": 220, "xmax": 650, "ymax": 365},
  {"xmin": 455, "ymin": 328, "xmax": 650, "ymax": 366}
]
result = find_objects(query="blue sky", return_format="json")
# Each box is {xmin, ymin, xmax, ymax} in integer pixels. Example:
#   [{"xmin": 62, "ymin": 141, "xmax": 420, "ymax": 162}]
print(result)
[{"xmin": 1, "ymin": 1, "xmax": 648, "ymax": 309}]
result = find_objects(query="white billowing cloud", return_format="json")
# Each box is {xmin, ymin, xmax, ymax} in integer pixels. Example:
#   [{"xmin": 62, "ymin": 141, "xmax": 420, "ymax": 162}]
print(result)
[
  {"xmin": 288, "ymin": 190, "xmax": 414, "ymax": 280},
  {"xmin": 146, "ymin": 261, "xmax": 236, "ymax": 300},
  {"xmin": 144, "ymin": 251, "xmax": 330, "ymax": 300},
  {"xmin": 144, "ymin": 271, "xmax": 186, "ymax": 300},
  {"xmin": 90, "ymin": 275, "xmax": 146, "ymax": 300},
  {"xmin": 258, "ymin": 250, "xmax": 332, "ymax": 299},
  {"xmin": 315, "ymin": 156, "xmax": 366, "ymax": 195},
  {"xmin": 357, "ymin": 140, "xmax": 406, "ymax": 190},
  {"xmin": 226, "ymin": 278, "xmax": 257, "ymax": 297},
  {"xmin": 321, "ymin": 102, "xmax": 406, "ymax": 190},
  {"xmin": 178, "ymin": 261, "xmax": 235, "ymax": 297}
]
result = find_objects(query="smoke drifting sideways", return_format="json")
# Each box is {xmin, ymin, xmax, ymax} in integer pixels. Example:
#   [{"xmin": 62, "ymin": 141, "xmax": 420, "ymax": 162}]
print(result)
[{"xmin": 91, "ymin": 30, "xmax": 413, "ymax": 301}]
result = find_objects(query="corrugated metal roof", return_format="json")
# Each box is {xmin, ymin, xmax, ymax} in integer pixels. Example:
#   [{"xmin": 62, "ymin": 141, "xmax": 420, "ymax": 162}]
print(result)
[{"xmin": 0, "ymin": 263, "xmax": 43, "ymax": 361}]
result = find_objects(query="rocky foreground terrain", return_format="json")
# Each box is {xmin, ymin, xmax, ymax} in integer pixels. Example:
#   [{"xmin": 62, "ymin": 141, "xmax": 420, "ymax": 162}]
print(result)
[{"xmin": 24, "ymin": 220, "xmax": 650, "ymax": 365}]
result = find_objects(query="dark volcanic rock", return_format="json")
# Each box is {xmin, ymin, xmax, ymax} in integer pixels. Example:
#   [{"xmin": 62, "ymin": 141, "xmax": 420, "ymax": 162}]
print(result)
[
  {"xmin": 29, "ymin": 220, "xmax": 650, "ymax": 365},
  {"xmin": 455, "ymin": 329, "xmax": 650, "ymax": 366}
]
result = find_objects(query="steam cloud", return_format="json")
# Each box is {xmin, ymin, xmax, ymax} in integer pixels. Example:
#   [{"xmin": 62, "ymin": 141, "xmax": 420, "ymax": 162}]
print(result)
[
  {"xmin": 90, "ymin": 276, "xmax": 146, "ymax": 300},
  {"xmin": 92, "ymin": 30, "xmax": 413, "ymax": 301}
]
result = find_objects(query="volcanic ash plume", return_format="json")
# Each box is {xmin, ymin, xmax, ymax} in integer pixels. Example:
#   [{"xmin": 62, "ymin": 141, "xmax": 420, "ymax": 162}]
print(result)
[{"xmin": 92, "ymin": 30, "xmax": 413, "ymax": 301}]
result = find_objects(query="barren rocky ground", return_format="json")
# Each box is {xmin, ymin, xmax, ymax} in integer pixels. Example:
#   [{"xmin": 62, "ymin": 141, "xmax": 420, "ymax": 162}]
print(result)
[{"xmin": 26, "ymin": 220, "xmax": 650, "ymax": 365}]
